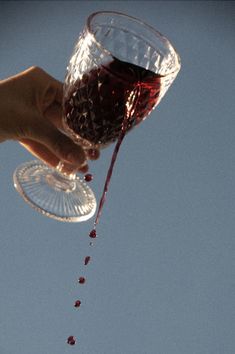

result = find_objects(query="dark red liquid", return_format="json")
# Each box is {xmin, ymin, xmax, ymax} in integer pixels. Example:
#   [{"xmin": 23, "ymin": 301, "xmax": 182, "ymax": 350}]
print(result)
[
  {"xmin": 64, "ymin": 57, "xmax": 162, "ymax": 225},
  {"xmin": 84, "ymin": 173, "xmax": 93, "ymax": 182},
  {"xmin": 78, "ymin": 277, "xmax": 86, "ymax": 284},
  {"xmin": 89, "ymin": 229, "xmax": 97, "ymax": 238},
  {"xmin": 67, "ymin": 336, "xmax": 76, "ymax": 345},
  {"xmin": 84, "ymin": 256, "xmax": 91, "ymax": 265},
  {"xmin": 64, "ymin": 57, "xmax": 161, "ymax": 146},
  {"xmin": 74, "ymin": 300, "xmax": 81, "ymax": 308}
]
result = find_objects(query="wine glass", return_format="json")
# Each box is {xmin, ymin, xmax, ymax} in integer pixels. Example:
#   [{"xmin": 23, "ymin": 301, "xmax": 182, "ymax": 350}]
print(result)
[{"xmin": 13, "ymin": 11, "xmax": 181, "ymax": 222}]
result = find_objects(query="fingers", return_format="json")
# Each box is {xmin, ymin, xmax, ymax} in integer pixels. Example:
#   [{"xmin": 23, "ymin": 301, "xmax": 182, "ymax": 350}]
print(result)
[
  {"xmin": 8, "ymin": 66, "xmax": 101, "ymax": 170},
  {"xmin": 23, "ymin": 66, "xmax": 63, "ymax": 101},
  {"xmin": 27, "ymin": 118, "xmax": 88, "ymax": 167},
  {"xmin": 44, "ymin": 101, "xmax": 64, "ymax": 131},
  {"xmin": 20, "ymin": 139, "xmax": 60, "ymax": 168},
  {"xmin": 29, "ymin": 67, "xmax": 64, "ymax": 130},
  {"xmin": 19, "ymin": 139, "xmax": 89, "ymax": 174},
  {"xmin": 23, "ymin": 117, "xmax": 100, "ymax": 170}
]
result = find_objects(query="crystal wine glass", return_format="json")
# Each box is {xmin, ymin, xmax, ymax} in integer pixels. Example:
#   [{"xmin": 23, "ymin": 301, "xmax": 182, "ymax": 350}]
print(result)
[{"xmin": 13, "ymin": 11, "xmax": 181, "ymax": 222}]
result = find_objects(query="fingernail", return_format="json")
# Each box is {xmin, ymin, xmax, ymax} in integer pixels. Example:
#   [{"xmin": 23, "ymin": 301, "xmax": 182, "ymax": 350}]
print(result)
[
  {"xmin": 67, "ymin": 151, "xmax": 86, "ymax": 165},
  {"xmin": 79, "ymin": 164, "xmax": 89, "ymax": 173}
]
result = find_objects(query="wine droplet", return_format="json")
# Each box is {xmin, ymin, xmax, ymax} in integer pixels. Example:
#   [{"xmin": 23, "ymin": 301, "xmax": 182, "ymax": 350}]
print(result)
[
  {"xmin": 84, "ymin": 173, "xmax": 93, "ymax": 182},
  {"xmin": 67, "ymin": 336, "xmax": 76, "ymax": 345},
  {"xmin": 84, "ymin": 256, "xmax": 91, "ymax": 265},
  {"xmin": 74, "ymin": 300, "xmax": 81, "ymax": 308},
  {"xmin": 78, "ymin": 277, "xmax": 86, "ymax": 284},
  {"xmin": 89, "ymin": 229, "xmax": 97, "ymax": 238}
]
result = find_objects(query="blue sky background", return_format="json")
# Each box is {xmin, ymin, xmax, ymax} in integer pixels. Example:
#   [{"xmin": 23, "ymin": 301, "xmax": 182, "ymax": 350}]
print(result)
[{"xmin": 0, "ymin": 1, "xmax": 234, "ymax": 354}]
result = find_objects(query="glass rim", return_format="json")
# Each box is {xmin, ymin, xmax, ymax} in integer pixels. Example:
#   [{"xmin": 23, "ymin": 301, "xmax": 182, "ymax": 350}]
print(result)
[{"xmin": 86, "ymin": 11, "xmax": 181, "ymax": 75}]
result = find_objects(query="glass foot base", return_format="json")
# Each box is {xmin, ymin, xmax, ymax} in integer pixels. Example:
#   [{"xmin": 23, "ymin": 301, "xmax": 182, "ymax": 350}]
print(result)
[{"xmin": 13, "ymin": 160, "xmax": 97, "ymax": 222}]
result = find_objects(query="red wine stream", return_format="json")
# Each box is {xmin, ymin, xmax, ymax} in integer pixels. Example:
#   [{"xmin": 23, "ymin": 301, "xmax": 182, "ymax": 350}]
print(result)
[
  {"xmin": 93, "ymin": 102, "xmax": 136, "ymax": 227},
  {"xmin": 65, "ymin": 57, "xmax": 161, "ymax": 345},
  {"xmin": 64, "ymin": 57, "xmax": 162, "ymax": 229}
]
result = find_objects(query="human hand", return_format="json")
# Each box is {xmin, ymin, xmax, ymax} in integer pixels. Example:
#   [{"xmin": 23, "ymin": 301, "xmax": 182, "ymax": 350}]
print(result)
[{"xmin": 0, "ymin": 66, "xmax": 99, "ymax": 173}]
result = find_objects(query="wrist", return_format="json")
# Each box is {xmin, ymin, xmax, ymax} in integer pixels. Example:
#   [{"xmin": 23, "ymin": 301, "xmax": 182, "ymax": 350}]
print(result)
[{"xmin": 0, "ymin": 79, "xmax": 13, "ymax": 142}]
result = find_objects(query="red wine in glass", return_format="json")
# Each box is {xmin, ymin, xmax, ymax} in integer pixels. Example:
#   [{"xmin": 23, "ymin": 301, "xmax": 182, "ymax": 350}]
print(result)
[
  {"xmin": 64, "ymin": 56, "xmax": 162, "ymax": 224},
  {"xmin": 64, "ymin": 57, "xmax": 161, "ymax": 146}
]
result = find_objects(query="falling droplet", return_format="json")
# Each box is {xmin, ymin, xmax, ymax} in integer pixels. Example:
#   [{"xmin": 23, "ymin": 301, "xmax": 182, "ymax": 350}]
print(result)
[
  {"xmin": 89, "ymin": 229, "xmax": 97, "ymax": 238},
  {"xmin": 84, "ymin": 173, "xmax": 93, "ymax": 182},
  {"xmin": 74, "ymin": 300, "xmax": 81, "ymax": 308},
  {"xmin": 84, "ymin": 256, "xmax": 91, "ymax": 265},
  {"xmin": 78, "ymin": 277, "xmax": 86, "ymax": 284},
  {"xmin": 67, "ymin": 336, "xmax": 76, "ymax": 345}
]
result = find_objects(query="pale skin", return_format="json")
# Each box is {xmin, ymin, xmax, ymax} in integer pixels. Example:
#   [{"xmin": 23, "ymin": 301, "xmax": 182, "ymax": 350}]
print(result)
[{"xmin": 0, "ymin": 66, "xmax": 99, "ymax": 174}]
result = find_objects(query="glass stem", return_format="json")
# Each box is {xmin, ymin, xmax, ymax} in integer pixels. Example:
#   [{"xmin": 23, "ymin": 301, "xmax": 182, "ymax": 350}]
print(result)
[
  {"xmin": 56, "ymin": 161, "xmax": 76, "ymax": 181},
  {"xmin": 45, "ymin": 161, "xmax": 77, "ymax": 193}
]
